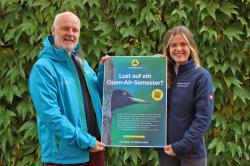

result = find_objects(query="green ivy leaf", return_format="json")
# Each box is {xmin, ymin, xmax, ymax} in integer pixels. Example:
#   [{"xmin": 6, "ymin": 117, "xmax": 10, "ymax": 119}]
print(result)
[
  {"xmin": 16, "ymin": 99, "xmax": 35, "ymax": 121},
  {"xmin": 220, "ymin": 2, "xmax": 238, "ymax": 17},
  {"xmin": 18, "ymin": 120, "xmax": 37, "ymax": 140},
  {"xmin": 149, "ymin": 22, "xmax": 166, "ymax": 40},
  {"xmin": 1, "ymin": 130, "xmax": 8, "ymax": 154},
  {"xmin": 32, "ymin": 0, "xmax": 50, "ymax": 11},
  {"xmin": 68, "ymin": 0, "xmax": 84, "ymax": 9},
  {"xmin": 213, "ymin": 78, "xmax": 223, "ymax": 91},
  {"xmin": 233, "ymin": 86, "xmax": 250, "ymax": 103},
  {"xmin": 242, "ymin": 121, "xmax": 250, "ymax": 134},
  {"xmin": 214, "ymin": 111, "xmax": 227, "ymax": 129},
  {"xmin": 109, "ymin": 42, "xmax": 124, "ymax": 55},
  {"xmin": 115, "ymin": 15, "xmax": 127, "ymax": 28},
  {"xmin": 243, "ymin": 151, "xmax": 249, "ymax": 161},
  {"xmin": 0, "ymin": 1, "xmax": 249, "ymax": 165},
  {"xmin": 216, "ymin": 140, "xmax": 225, "ymax": 155},
  {"xmin": 246, "ymin": 27, "xmax": 250, "ymax": 37},
  {"xmin": 224, "ymin": 26, "xmax": 244, "ymax": 41},
  {"xmin": 131, "ymin": 151, "xmax": 138, "ymax": 164},
  {"xmin": 230, "ymin": 64, "xmax": 240, "ymax": 76},
  {"xmin": 171, "ymin": 9, "xmax": 187, "ymax": 20},
  {"xmin": 207, "ymin": 2, "xmax": 219, "ymax": 20},
  {"xmin": 139, "ymin": 6, "xmax": 155, "ymax": 25},
  {"xmin": 20, "ymin": 21, "xmax": 37, "ymax": 35},
  {"xmin": 93, "ymin": 22, "xmax": 109, "ymax": 32},
  {"xmin": 2, "ymin": 84, "xmax": 21, "ymax": 103},
  {"xmin": 120, "ymin": 27, "xmax": 136, "ymax": 38},
  {"xmin": 222, "ymin": 104, "xmax": 233, "ymax": 119},
  {"xmin": 214, "ymin": 64, "xmax": 223, "ymax": 73},
  {"xmin": 4, "ymin": 26, "xmax": 18, "ymax": 42},
  {"xmin": 0, "ymin": 38, "xmax": 4, "ymax": 46},
  {"xmin": 222, "ymin": 61, "xmax": 229, "ymax": 73},
  {"xmin": 87, "ymin": 0, "xmax": 100, "ymax": 7},
  {"xmin": 237, "ymin": 16, "xmax": 247, "ymax": 26},
  {"xmin": 208, "ymin": 137, "xmax": 219, "ymax": 150},
  {"xmin": 0, "ymin": 0, "xmax": 9, "ymax": 8},
  {"xmin": 228, "ymin": 142, "xmax": 242, "ymax": 158},
  {"xmin": 123, "ymin": 148, "xmax": 129, "ymax": 163},
  {"xmin": 0, "ymin": 48, "xmax": 15, "ymax": 57},
  {"xmin": 224, "ymin": 77, "xmax": 242, "ymax": 88},
  {"xmin": 231, "ymin": 123, "xmax": 242, "ymax": 141},
  {"xmin": 241, "ymin": 137, "xmax": 247, "ymax": 150},
  {"xmin": 20, "ymin": 155, "xmax": 35, "ymax": 166},
  {"xmin": 200, "ymin": 25, "xmax": 218, "ymax": 40},
  {"xmin": 0, "ymin": 110, "xmax": 16, "ymax": 128},
  {"xmin": 124, "ymin": 1, "xmax": 137, "ymax": 12},
  {"xmin": 6, "ymin": 65, "xmax": 19, "ymax": 83},
  {"xmin": 195, "ymin": 1, "xmax": 207, "ymax": 11},
  {"xmin": 148, "ymin": 149, "xmax": 157, "ymax": 161},
  {"xmin": 231, "ymin": 51, "xmax": 245, "ymax": 65}
]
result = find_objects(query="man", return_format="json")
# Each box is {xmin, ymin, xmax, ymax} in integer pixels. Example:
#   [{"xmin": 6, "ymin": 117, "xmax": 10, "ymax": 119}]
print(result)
[{"xmin": 29, "ymin": 11, "xmax": 108, "ymax": 166}]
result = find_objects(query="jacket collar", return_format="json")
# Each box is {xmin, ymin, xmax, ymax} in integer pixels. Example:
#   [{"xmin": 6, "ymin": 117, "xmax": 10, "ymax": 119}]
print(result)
[
  {"xmin": 176, "ymin": 58, "xmax": 196, "ymax": 74},
  {"xmin": 38, "ymin": 35, "xmax": 81, "ymax": 62}
]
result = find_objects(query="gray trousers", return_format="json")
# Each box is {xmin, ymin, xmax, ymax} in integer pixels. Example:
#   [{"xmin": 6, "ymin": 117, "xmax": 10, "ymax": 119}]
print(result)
[{"xmin": 158, "ymin": 152, "xmax": 207, "ymax": 166}]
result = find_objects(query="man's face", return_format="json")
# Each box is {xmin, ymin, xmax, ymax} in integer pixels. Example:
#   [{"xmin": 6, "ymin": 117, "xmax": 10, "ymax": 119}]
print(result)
[{"xmin": 52, "ymin": 14, "xmax": 80, "ymax": 54}]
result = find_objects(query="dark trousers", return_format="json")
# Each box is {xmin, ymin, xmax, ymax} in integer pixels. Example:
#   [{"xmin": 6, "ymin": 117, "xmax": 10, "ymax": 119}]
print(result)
[
  {"xmin": 45, "ymin": 151, "xmax": 105, "ymax": 166},
  {"xmin": 158, "ymin": 151, "xmax": 207, "ymax": 166}
]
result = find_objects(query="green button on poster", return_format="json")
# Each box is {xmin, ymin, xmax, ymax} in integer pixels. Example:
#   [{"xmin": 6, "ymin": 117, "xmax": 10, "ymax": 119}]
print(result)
[{"xmin": 102, "ymin": 56, "xmax": 167, "ymax": 147}]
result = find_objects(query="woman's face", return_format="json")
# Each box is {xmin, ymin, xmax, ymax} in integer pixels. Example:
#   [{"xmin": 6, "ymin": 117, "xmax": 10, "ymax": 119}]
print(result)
[{"xmin": 169, "ymin": 34, "xmax": 190, "ymax": 65}]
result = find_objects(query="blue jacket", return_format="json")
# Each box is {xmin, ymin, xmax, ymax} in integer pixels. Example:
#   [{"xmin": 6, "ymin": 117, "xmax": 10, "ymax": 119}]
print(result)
[
  {"xmin": 168, "ymin": 59, "xmax": 214, "ymax": 157},
  {"xmin": 28, "ymin": 35, "xmax": 104, "ymax": 164}
]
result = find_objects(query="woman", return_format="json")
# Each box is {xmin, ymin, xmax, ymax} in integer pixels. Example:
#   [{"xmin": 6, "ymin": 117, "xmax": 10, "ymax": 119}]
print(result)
[{"xmin": 158, "ymin": 26, "xmax": 214, "ymax": 166}]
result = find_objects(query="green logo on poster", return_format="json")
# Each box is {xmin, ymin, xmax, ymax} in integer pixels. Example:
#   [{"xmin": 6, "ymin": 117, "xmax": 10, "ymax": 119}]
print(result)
[{"xmin": 132, "ymin": 59, "xmax": 140, "ymax": 67}]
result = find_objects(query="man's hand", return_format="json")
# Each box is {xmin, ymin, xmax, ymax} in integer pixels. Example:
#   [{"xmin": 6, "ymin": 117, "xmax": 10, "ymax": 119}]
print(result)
[
  {"xmin": 100, "ymin": 55, "xmax": 110, "ymax": 65},
  {"xmin": 89, "ymin": 140, "xmax": 105, "ymax": 153},
  {"xmin": 164, "ymin": 144, "xmax": 176, "ymax": 156}
]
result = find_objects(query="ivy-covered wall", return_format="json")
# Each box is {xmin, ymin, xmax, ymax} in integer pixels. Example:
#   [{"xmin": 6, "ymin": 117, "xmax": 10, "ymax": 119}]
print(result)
[{"xmin": 0, "ymin": 0, "xmax": 249, "ymax": 166}]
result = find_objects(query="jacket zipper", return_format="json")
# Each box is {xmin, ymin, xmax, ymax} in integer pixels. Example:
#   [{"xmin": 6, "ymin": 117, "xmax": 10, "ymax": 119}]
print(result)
[
  {"xmin": 173, "ymin": 72, "xmax": 178, "ymax": 86},
  {"xmin": 65, "ymin": 54, "xmax": 86, "ymax": 130}
]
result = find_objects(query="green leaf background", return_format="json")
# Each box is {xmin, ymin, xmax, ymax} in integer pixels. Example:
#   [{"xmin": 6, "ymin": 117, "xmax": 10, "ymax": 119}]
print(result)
[{"xmin": 0, "ymin": 0, "xmax": 249, "ymax": 165}]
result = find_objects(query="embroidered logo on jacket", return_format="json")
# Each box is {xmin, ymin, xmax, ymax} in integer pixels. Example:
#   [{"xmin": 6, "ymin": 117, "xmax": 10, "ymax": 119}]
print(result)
[
  {"xmin": 176, "ymin": 82, "xmax": 190, "ymax": 87},
  {"xmin": 59, "ymin": 79, "xmax": 71, "ymax": 85}
]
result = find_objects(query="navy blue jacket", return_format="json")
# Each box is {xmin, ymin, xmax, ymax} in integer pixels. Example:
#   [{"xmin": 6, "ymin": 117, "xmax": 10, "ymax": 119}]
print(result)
[{"xmin": 168, "ymin": 59, "xmax": 214, "ymax": 157}]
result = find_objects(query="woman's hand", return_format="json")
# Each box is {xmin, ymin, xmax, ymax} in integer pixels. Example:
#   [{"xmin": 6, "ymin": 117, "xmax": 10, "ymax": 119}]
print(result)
[
  {"xmin": 154, "ymin": 54, "xmax": 166, "ymax": 57},
  {"xmin": 164, "ymin": 144, "xmax": 176, "ymax": 156}
]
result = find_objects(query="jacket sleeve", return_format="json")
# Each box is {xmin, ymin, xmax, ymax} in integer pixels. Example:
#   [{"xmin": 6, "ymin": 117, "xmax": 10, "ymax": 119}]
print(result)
[
  {"xmin": 28, "ymin": 64, "xmax": 96, "ymax": 150},
  {"xmin": 172, "ymin": 72, "xmax": 214, "ymax": 155}
]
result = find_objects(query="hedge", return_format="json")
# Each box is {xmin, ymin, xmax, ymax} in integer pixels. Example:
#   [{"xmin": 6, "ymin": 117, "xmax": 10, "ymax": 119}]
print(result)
[{"xmin": 0, "ymin": 0, "xmax": 249, "ymax": 165}]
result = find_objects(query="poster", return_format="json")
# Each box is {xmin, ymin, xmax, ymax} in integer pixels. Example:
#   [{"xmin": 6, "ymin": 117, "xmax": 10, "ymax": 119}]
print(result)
[{"xmin": 101, "ymin": 56, "xmax": 167, "ymax": 147}]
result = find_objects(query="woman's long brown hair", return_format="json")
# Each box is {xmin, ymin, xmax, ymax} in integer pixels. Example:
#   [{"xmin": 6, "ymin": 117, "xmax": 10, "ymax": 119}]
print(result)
[{"xmin": 163, "ymin": 26, "xmax": 200, "ymax": 88}]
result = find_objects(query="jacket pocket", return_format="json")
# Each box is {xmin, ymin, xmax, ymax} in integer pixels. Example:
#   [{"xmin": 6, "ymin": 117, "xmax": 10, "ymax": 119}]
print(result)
[{"xmin": 55, "ymin": 135, "xmax": 60, "ymax": 153}]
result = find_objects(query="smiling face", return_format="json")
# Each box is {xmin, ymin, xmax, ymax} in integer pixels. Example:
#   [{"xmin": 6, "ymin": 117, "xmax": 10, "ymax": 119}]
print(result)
[
  {"xmin": 52, "ymin": 12, "xmax": 80, "ymax": 55},
  {"xmin": 169, "ymin": 34, "xmax": 191, "ymax": 66}
]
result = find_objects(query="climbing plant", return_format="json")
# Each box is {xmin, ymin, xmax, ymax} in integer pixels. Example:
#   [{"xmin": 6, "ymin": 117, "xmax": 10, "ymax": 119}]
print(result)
[{"xmin": 0, "ymin": 0, "xmax": 249, "ymax": 165}]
